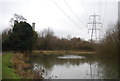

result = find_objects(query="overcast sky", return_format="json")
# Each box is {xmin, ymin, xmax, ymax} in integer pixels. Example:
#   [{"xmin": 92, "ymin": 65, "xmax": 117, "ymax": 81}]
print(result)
[{"xmin": 0, "ymin": 0, "xmax": 119, "ymax": 41}]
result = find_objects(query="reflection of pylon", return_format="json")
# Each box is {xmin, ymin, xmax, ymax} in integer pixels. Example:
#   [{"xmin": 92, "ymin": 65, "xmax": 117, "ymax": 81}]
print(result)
[{"xmin": 87, "ymin": 13, "xmax": 102, "ymax": 43}]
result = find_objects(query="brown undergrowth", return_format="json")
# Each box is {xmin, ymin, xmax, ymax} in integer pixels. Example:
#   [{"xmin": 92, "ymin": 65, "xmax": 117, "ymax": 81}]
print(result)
[{"xmin": 11, "ymin": 53, "xmax": 44, "ymax": 79}]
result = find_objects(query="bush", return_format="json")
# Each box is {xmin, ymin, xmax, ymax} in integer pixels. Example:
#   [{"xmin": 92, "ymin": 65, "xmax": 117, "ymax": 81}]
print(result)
[{"xmin": 96, "ymin": 23, "xmax": 118, "ymax": 59}]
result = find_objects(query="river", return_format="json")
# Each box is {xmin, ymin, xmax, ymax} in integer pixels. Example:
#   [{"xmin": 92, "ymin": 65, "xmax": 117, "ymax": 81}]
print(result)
[{"xmin": 30, "ymin": 54, "xmax": 118, "ymax": 79}]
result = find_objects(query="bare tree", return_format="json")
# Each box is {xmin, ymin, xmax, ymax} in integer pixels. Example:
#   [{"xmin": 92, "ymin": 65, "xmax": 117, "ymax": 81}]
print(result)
[{"xmin": 10, "ymin": 14, "xmax": 27, "ymax": 26}]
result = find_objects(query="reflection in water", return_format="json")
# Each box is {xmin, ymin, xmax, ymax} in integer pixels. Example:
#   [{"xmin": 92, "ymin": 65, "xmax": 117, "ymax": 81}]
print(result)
[
  {"xmin": 58, "ymin": 55, "xmax": 86, "ymax": 59},
  {"xmin": 95, "ymin": 59, "xmax": 118, "ymax": 79},
  {"xmin": 31, "ymin": 54, "xmax": 118, "ymax": 79}
]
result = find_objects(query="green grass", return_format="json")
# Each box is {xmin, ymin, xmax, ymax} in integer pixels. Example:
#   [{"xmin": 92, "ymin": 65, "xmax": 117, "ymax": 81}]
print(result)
[
  {"xmin": 2, "ymin": 53, "xmax": 21, "ymax": 79},
  {"xmin": 0, "ymin": 54, "xmax": 2, "ymax": 80}
]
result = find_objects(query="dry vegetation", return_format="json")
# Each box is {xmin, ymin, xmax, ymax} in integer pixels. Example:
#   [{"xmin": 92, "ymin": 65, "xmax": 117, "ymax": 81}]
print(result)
[
  {"xmin": 96, "ymin": 23, "xmax": 118, "ymax": 59},
  {"xmin": 11, "ymin": 53, "xmax": 44, "ymax": 79}
]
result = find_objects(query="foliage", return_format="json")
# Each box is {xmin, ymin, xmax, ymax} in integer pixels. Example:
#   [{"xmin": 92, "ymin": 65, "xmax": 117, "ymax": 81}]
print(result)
[
  {"xmin": 2, "ymin": 22, "xmax": 38, "ymax": 53},
  {"xmin": 36, "ymin": 28, "xmax": 94, "ymax": 51},
  {"xmin": 11, "ymin": 53, "xmax": 34, "ymax": 79},
  {"xmin": 2, "ymin": 14, "xmax": 93, "ymax": 52},
  {"xmin": 2, "ymin": 29, "xmax": 13, "ymax": 51},
  {"xmin": 2, "ymin": 14, "xmax": 37, "ymax": 52},
  {"xmin": 12, "ymin": 22, "xmax": 37, "ymax": 52},
  {"xmin": 96, "ymin": 23, "xmax": 118, "ymax": 59},
  {"xmin": 2, "ymin": 26, "xmax": 93, "ymax": 51}
]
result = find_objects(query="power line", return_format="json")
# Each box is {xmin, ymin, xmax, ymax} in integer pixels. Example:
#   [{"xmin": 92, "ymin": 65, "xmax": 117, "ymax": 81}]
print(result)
[
  {"xmin": 80, "ymin": 0, "xmax": 89, "ymax": 17},
  {"xmin": 63, "ymin": 0, "xmax": 83, "ymax": 23},
  {"xmin": 99, "ymin": 0, "xmax": 103, "ymax": 16},
  {"xmin": 98, "ymin": 0, "xmax": 104, "ymax": 40},
  {"xmin": 51, "ymin": 0, "xmax": 81, "ymax": 28},
  {"xmin": 101, "ymin": 0, "xmax": 103, "ymax": 16},
  {"xmin": 100, "ymin": 0, "xmax": 107, "ymax": 36},
  {"xmin": 102, "ymin": 0, "xmax": 107, "ymax": 23},
  {"xmin": 97, "ymin": 0, "xmax": 99, "ymax": 14}
]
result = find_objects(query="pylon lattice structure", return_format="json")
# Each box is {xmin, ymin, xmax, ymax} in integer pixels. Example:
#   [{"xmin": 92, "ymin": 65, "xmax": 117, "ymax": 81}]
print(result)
[{"xmin": 87, "ymin": 14, "xmax": 102, "ymax": 43}]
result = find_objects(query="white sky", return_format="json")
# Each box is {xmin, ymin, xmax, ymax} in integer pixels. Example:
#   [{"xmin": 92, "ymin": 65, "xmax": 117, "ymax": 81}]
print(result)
[{"xmin": 0, "ymin": 0, "xmax": 119, "ymax": 41}]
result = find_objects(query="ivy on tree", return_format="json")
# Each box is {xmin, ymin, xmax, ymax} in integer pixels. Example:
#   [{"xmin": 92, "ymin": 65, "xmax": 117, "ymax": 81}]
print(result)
[{"xmin": 11, "ymin": 21, "xmax": 37, "ymax": 55}]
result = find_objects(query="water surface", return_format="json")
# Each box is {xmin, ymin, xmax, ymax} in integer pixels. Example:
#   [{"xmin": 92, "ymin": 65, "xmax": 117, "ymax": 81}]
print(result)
[{"xmin": 31, "ymin": 54, "xmax": 118, "ymax": 79}]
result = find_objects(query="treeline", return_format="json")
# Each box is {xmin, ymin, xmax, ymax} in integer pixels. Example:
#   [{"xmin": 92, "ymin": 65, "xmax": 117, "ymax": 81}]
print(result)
[
  {"xmin": 2, "ymin": 27, "xmax": 94, "ymax": 51},
  {"xmin": 1, "ymin": 14, "xmax": 119, "ymax": 59},
  {"xmin": 95, "ymin": 22, "xmax": 119, "ymax": 59},
  {"xmin": 36, "ymin": 28, "xmax": 94, "ymax": 51},
  {"xmin": 2, "ymin": 14, "xmax": 94, "ymax": 52}
]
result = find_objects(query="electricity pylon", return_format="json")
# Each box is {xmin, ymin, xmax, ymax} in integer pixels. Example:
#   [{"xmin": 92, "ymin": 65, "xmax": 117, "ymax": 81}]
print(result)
[
  {"xmin": 87, "ymin": 14, "xmax": 102, "ymax": 79},
  {"xmin": 87, "ymin": 13, "xmax": 102, "ymax": 43}
]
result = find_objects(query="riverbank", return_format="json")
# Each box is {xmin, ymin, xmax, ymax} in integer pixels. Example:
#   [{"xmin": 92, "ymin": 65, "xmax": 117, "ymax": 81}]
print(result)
[
  {"xmin": 33, "ymin": 50, "xmax": 96, "ymax": 55},
  {"xmin": 2, "ymin": 52, "xmax": 44, "ymax": 79},
  {"xmin": 2, "ymin": 53, "xmax": 21, "ymax": 79}
]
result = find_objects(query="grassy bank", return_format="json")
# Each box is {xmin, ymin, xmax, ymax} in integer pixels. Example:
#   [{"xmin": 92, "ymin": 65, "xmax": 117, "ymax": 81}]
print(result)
[
  {"xmin": 2, "ymin": 53, "xmax": 21, "ymax": 79},
  {"xmin": 2, "ymin": 52, "xmax": 44, "ymax": 79}
]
